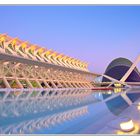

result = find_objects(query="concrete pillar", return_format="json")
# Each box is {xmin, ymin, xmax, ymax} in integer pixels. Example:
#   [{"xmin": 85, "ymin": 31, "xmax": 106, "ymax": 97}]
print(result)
[
  {"xmin": 3, "ymin": 77, "xmax": 11, "ymax": 88},
  {"xmin": 26, "ymin": 79, "xmax": 33, "ymax": 88},
  {"xmin": 15, "ymin": 78, "xmax": 23, "ymax": 88},
  {"xmin": 43, "ymin": 80, "xmax": 51, "ymax": 88},
  {"xmin": 35, "ymin": 80, "xmax": 43, "ymax": 88}
]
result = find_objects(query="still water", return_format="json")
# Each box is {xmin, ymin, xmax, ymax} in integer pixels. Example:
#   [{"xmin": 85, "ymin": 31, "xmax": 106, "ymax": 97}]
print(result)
[{"xmin": 0, "ymin": 88, "xmax": 140, "ymax": 134}]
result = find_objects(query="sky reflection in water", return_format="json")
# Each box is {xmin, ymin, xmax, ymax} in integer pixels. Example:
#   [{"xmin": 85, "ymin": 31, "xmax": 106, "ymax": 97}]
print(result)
[{"xmin": 0, "ymin": 88, "xmax": 140, "ymax": 134}]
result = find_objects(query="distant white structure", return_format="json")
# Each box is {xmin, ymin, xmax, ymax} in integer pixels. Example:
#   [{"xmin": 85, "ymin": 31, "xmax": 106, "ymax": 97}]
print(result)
[{"xmin": 0, "ymin": 34, "xmax": 99, "ymax": 89}]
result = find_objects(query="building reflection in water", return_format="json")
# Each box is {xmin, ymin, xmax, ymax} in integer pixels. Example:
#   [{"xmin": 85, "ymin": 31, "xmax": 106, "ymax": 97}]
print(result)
[
  {"xmin": 103, "ymin": 88, "xmax": 140, "ymax": 116},
  {"xmin": 1, "ymin": 88, "xmax": 140, "ymax": 134},
  {"xmin": 0, "ymin": 89, "xmax": 100, "ymax": 134}
]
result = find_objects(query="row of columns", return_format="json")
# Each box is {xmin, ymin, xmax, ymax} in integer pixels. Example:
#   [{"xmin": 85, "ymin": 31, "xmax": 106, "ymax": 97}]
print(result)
[
  {"xmin": 0, "ymin": 34, "xmax": 88, "ymax": 71},
  {"xmin": 0, "ymin": 61, "xmax": 94, "ymax": 89}
]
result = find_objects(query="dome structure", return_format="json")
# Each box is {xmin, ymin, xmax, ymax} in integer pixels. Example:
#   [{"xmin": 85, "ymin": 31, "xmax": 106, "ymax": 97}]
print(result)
[{"xmin": 102, "ymin": 57, "xmax": 140, "ymax": 82}]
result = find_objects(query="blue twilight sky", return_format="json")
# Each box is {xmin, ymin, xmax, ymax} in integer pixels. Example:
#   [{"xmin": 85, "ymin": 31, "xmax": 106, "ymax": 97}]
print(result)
[{"xmin": 0, "ymin": 6, "xmax": 140, "ymax": 74}]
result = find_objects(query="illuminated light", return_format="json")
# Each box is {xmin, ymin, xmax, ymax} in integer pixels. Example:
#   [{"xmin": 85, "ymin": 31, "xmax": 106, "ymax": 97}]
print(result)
[
  {"xmin": 114, "ymin": 88, "xmax": 122, "ymax": 93},
  {"xmin": 57, "ymin": 55, "xmax": 63, "ymax": 59},
  {"xmin": 137, "ymin": 105, "xmax": 140, "ymax": 110},
  {"xmin": 117, "ymin": 122, "xmax": 139, "ymax": 134},
  {"xmin": 67, "ymin": 57, "xmax": 72, "ymax": 63},
  {"xmin": 120, "ymin": 119, "xmax": 134, "ymax": 132},
  {"xmin": 70, "ymin": 58, "xmax": 74, "ymax": 62},
  {"xmin": 137, "ymin": 102, "xmax": 140, "ymax": 110},
  {"xmin": 30, "ymin": 45, "xmax": 36, "ymax": 51},
  {"xmin": 114, "ymin": 83, "xmax": 122, "ymax": 88},
  {"xmin": 0, "ymin": 36, "xmax": 5, "ymax": 42},
  {"xmin": 74, "ymin": 59, "xmax": 78, "ymax": 64},
  {"xmin": 69, "ymin": 58, "xmax": 73, "ymax": 63},
  {"xmin": 66, "ymin": 57, "xmax": 71, "ymax": 63},
  {"xmin": 107, "ymin": 90, "xmax": 112, "ymax": 94},
  {"xmin": 75, "ymin": 61, "xmax": 80, "ymax": 67},
  {"xmin": 11, "ymin": 39, "xmax": 17, "ymax": 46},
  {"xmin": 52, "ymin": 52, "xmax": 57, "ymax": 57},
  {"xmin": 45, "ymin": 50, "xmax": 52, "ymax": 55},
  {"xmin": 62, "ymin": 56, "xmax": 67, "ymax": 62},
  {"xmin": 0, "ymin": 34, "xmax": 89, "ymax": 72},
  {"xmin": 21, "ymin": 42, "xmax": 27, "ymax": 49},
  {"xmin": 38, "ymin": 48, "xmax": 44, "ymax": 54}
]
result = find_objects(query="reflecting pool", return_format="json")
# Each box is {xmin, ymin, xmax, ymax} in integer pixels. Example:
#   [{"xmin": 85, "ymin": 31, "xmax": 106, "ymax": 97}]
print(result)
[{"xmin": 0, "ymin": 88, "xmax": 140, "ymax": 134}]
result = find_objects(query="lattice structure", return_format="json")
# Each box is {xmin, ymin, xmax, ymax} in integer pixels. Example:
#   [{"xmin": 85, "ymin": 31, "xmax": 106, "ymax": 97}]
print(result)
[
  {"xmin": 0, "ymin": 89, "xmax": 97, "ymax": 134},
  {"xmin": 0, "ymin": 34, "xmax": 98, "ymax": 89},
  {"xmin": 0, "ymin": 89, "xmax": 96, "ymax": 118},
  {"xmin": 0, "ymin": 106, "xmax": 88, "ymax": 134}
]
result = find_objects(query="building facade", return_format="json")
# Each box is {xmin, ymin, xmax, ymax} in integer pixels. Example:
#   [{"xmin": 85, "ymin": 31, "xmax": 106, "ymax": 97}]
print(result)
[
  {"xmin": 0, "ymin": 34, "xmax": 98, "ymax": 89},
  {"xmin": 102, "ymin": 57, "xmax": 140, "ymax": 82}
]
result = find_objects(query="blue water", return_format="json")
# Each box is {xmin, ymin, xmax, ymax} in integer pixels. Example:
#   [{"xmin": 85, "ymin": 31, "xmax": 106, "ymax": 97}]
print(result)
[{"xmin": 0, "ymin": 88, "xmax": 140, "ymax": 134}]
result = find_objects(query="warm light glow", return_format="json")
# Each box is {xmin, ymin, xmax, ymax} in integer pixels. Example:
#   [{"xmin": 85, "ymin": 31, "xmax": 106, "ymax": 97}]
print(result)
[
  {"xmin": 52, "ymin": 52, "xmax": 57, "ymax": 57},
  {"xmin": 69, "ymin": 58, "xmax": 73, "ymax": 63},
  {"xmin": 117, "ymin": 122, "xmax": 139, "ymax": 134},
  {"xmin": 137, "ymin": 102, "xmax": 140, "ymax": 110},
  {"xmin": 45, "ymin": 50, "xmax": 52, "ymax": 55},
  {"xmin": 0, "ymin": 34, "xmax": 89, "ymax": 71},
  {"xmin": 114, "ymin": 83, "xmax": 122, "ymax": 87},
  {"xmin": 62, "ymin": 56, "xmax": 68, "ymax": 61},
  {"xmin": 38, "ymin": 48, "xmax": 44, "ymax": 54},
  {"xmin": 21, "ymin": 42, "xmax": 27, "ymax": 49},
  {"xmin": 107, "ymin": 90, "xmax": 112, "ymax": 94},
  {"xmin": 11, "ymin": 39, "xmax": 17, "ymax": 45},
  {"xmin": 71, "ymin": 59, "xmax": 76, "ymax": 64},
  {"xmin": 114, "ymin": 88, "xmax": 122, "ymax": 93},
  {"xmin": 137, "ymin": 105, "xmax": 140, "ymax": 110},
  {"xmin": 30, "ymin": 45, "xmax": 36, "ymax": 51},
  {"xmin": 120, "ymin": 119, "xmax": 134, "ymax": 132},
  {"xmin": 57, "ymin": 54, "xmax": 62, "ymax": 59},
  {"xmin": 66, "ymin": 57, "xmax": 71, "ymax": 63},
  {"xmin": 0, "ymin": 36, "xmax": 5, "ymax": 42}
]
